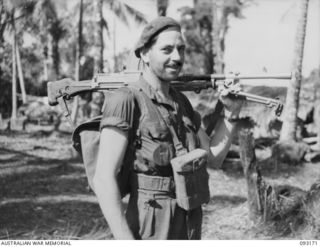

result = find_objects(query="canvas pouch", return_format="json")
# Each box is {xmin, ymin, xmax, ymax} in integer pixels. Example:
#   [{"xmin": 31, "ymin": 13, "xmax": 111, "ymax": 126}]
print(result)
[{"xmin": 170, "ymin": 148, "xmax": 210, "ymax": 210}]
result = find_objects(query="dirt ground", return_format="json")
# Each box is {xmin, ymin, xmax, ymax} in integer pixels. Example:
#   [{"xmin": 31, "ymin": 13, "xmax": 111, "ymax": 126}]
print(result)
[{"xmin": 1, "ymin": 129, "xmax": 320, "ymax": 240}]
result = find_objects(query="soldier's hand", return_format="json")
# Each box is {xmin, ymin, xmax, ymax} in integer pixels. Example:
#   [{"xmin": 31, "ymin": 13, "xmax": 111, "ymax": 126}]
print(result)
[{"xmin": 218, "ymin": 72, "xmax": 244, "ymax": 119}]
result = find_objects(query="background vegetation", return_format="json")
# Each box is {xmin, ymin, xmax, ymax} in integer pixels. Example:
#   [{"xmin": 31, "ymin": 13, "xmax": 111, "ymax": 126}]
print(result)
[{"xmin": 0, "ymin": 0, "xmax": 320, "ymax": 240}]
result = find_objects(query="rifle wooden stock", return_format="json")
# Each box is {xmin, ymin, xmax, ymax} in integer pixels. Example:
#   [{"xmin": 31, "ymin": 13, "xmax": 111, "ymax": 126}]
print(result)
[
  {"xmin": 48, "ymin": 78, "xmax": 91, "ymax": 106},
  {"xmin": 48, "ymin": 71, "xmax": 141, "ymax": 106}
]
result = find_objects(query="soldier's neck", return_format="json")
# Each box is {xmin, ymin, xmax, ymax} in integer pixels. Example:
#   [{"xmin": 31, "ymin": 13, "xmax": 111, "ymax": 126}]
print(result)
[{"xmin": 143, "ymin": 68, "xmax": 171, "ymax": 100}]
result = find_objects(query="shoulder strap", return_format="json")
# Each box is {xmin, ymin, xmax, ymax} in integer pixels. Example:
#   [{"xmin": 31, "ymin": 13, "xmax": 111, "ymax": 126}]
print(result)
[{"xmin": 164, "ymin": 111, "xmax": 188, "ymax": 156}]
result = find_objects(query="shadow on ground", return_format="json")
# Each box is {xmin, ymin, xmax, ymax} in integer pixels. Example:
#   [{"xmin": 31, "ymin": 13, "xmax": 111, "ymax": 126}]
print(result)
[
  {"xmin": 0, "ymin": 201, "xmax": 109, "ymax": 239},
  {"xmin": 0, "ymin": 131, "xmax": 114, "ymax": 240}
]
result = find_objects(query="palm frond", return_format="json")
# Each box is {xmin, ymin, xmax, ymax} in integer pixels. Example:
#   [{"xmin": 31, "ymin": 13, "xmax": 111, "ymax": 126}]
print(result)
[
  {"xmin": 123, "ymin": 3, "xmax": 147, "ymax": 25},
  {"xmin": 0, "ymin": 1, "xmax": 9, "ymax": 39},
  {"xmin": 109, "ymin": 0, "xmax": 129, "ymax": 26},
  {"xmin": 108, "ymin": 0, "xmax": 147, "ymax": 27},
  {"xmin": 3, "ymin": 0, "xmax": 35, "ymax": 14},
  {"xmin": 32, "ymin": 0, "xmax": 58, "ymax": 29}
]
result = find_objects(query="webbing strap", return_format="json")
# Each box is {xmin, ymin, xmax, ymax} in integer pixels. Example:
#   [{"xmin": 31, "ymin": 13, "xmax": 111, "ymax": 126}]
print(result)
[
  {"xmin": 166, "ymin": 122, "xmax": 187, "ymax": 156},
  {"xmin": 131, "ymin": 173, "xmax": 174, "ymax": 192},
  {"xmin": 162, "ymin": 109, "xmax": 188, "ymax": 157}
]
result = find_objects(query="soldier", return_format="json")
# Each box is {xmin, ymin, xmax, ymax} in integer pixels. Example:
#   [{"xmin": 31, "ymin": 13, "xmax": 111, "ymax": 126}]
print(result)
[{"xmin": 93, "ymin": 16, "xmax": 243, "ymax": 240}]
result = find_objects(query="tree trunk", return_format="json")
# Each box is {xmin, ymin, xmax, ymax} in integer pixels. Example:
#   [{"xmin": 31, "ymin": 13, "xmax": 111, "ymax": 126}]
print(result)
[
  {"xmin": 316, "ymin": 38, "xmax": 320, "ymax": 150},
  {"xmin": 71, "ymin": 0, "xmax": 84, "ymax": 124},
  {"xmin": 11, "ymin": 10, "xmax": 17, "ymax": 123},
  {"xmin": 75, "ymin": 0, "xmax": 83, "ymax": 82},
  {"xmin": 16, "ymin": 43, "xmax": 27, "ymax": 104},
  {"xmin": 211, "ymin": 0, "xmax": 223, "ymax": 74},
  {"xmin": 218, "ymin": 14, "xmax": 227, "ymax": 73},
  {"xmin": 113, "ymin": 16, "xmax": 117, "ymax": 72},
  {"xmin": 315, "ymin": 104, "xmax": 320, "ymax": 150},
  {"xmin": 43, "ymin": 45, "xmax": 49, "ymax": 82},
  {"xmin": 238, "ymin": 129, "xmax": 263, "ymax": 222},
  {"xmin": 280, "ymin": 0, "xmax": 309, "ymax": 141},
  {"xmin": 93, "ymin": 0, "xmax": 104, "ymax": 73},
  {"xmin": 99, "ymin": 0, "xmax": 104, "ymax": 72},
  {"xmin": 52, "ymin": 37, "xmax": 60, "ymax": 79}
]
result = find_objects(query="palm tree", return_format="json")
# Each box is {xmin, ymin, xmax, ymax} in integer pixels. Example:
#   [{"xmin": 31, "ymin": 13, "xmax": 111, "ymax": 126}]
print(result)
[
  {"xmin": 316, "ymin": 104, "xmax": 320, "ymax": 150},
  {"xmin": 180, "ymin": 0, "xmax": 248, "ymax": 74},
  {"xmin": 71, "ymin": 0, "xmax": 84, "ymax": 124},
  {"xmin": 11, "ymin": 9, "xmax": 17, "ymax": 122},
  {"xmin": 71, "ymin": 0, "xmax": 147, "ymax": 124},
  {"xmin": 32, "ymin": 0, "xmax": 65, "ymax": 80},
  {"xmin": 94, "ymin": 0, "xmax": 104, "ymax": 73},
  {"xmin": 315, "ymin": 68, "xmax": 320, "ymax": 150},
  {"xmin": 15, "ymin": 46, "xmax": 27, "ymax": 104},
  {"xmin": 280, "ymin": 0, "xmax": 310, "ymax": 141},
  {"xmin": 75, "ymin": 0, "xmax": 84, "ymax": 82},
  {"xmin": 2, "ymin": 0, "xmax": 34, "ymax": 122},
  {"xmin": 2, "ymin": 0, "xmax": 65, "ymax": 125},
  {"xmin": 0, "ymin": 0, "xmax": 6, "ymax": 41}
]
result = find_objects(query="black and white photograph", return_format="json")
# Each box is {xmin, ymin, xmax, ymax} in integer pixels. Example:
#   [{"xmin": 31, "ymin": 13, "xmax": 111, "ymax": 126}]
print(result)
[{"xmin": 0, "ymin": 0, "xmax": 319, "ymax": 242}]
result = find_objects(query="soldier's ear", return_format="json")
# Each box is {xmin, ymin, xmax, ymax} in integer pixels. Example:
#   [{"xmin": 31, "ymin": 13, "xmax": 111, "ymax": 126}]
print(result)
[{"xmin": 140, "ymin": 47, "xmax": 150, "ymax": 65}]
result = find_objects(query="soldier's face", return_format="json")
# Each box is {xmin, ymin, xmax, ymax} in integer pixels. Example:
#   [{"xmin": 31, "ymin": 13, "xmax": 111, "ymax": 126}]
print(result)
[{"xmin": 143, "ymin": 28, "xmax": 185, "ymax": 81}]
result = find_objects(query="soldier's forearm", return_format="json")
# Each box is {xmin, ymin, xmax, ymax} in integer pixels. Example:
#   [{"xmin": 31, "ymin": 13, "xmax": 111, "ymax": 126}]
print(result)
[
  {"xmin": 208, "ymin": 115, "xmax": 238, "ymax": 168},
  {"xmin": 93, "ymin": 175, "xmax": 134, "ymax": 240}
]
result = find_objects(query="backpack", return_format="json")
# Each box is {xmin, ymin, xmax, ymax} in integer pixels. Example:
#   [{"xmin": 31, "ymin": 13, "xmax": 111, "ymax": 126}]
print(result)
[
  {"xmin": 72, "ymin": 89, "xmax": 139, "ymax": 198},
  {"xmin": 72, "ymin": 116, "xmax": 102, "ymax": 191}
]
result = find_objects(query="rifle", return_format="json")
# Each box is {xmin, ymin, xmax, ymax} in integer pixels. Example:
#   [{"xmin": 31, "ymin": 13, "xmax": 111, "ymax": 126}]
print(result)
[{"xmin": 47, "ymin": 70, "xmax": 292, "ymax": 125}]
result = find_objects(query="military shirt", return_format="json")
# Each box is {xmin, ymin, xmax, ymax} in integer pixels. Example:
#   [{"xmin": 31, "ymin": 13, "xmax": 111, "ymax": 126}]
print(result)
[{"xmin": 100, "ymin": 77, "xmax": 201, "ymax": 177}]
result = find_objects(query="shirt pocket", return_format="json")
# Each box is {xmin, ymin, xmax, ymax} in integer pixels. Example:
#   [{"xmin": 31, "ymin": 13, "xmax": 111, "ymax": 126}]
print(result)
[
  {"xmin": 153, "ymin": 143, "xmax": 174, "ymax": 167},
  {"xmin": 146, "ymin": 122, "xmax": 173, "ymax": 166},
  {"xmin": 145, "ymin": 121, "xmax": 170, "ymax": 141}
]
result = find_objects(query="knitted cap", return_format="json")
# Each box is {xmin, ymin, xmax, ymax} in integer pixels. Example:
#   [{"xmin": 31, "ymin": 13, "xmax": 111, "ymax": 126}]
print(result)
[{"xmin": 134, "ymin": 16, "xmax": 181, "ymax": 58}]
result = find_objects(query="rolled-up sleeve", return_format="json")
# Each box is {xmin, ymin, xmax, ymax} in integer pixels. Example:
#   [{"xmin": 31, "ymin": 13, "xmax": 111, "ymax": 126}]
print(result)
[{"xmin": 100, "ymin": 88, "xmax": 137, "ymax": 132}]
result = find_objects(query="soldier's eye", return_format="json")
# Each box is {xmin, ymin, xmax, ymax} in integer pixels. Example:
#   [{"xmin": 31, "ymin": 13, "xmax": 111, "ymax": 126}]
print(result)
[
  {"xmin": 162, "ymin": 46, "xmax": 173, "ymax": 53},
  {"xmin": 178, "ymin": 45, "xmax": 185, "ymax": 53}
]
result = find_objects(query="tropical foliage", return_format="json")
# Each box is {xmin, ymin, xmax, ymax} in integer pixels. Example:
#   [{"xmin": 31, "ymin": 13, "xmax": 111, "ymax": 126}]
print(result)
[
  {"xmin": 0, "ymin": 0, "xmax": 147, "ymax": 120},
  {"xmin": 180, "ymin": 0, "xmax": 251, "ymax": 74}
]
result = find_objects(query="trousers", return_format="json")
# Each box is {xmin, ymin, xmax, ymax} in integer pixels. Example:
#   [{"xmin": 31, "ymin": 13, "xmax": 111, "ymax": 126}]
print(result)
[{"xmin": 125, "ymin": 173, "xmax": 202, "ymax": 240}]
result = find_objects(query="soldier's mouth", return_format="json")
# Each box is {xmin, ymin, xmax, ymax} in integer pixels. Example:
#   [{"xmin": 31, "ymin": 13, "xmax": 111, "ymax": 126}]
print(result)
[{"xmin": 166, "ymin": 64, "xmax": 181, "ymax": 70}]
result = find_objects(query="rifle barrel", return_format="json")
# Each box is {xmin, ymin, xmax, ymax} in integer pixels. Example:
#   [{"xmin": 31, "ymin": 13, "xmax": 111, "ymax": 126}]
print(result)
[{"xmin": 177, "ymin": 73, "xmax": 292, "ymax": 81}]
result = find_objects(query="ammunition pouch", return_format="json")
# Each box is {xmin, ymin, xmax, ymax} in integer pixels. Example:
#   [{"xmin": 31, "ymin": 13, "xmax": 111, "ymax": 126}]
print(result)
[{"xmin": 171, "ymin": 148, "xmax": 210, "ymax": 211}]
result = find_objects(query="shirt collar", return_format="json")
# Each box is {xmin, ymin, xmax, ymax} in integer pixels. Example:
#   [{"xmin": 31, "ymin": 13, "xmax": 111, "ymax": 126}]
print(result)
[{"xmin": 133, "ymin": 76, "xmax": 178, "ymax": 109}]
